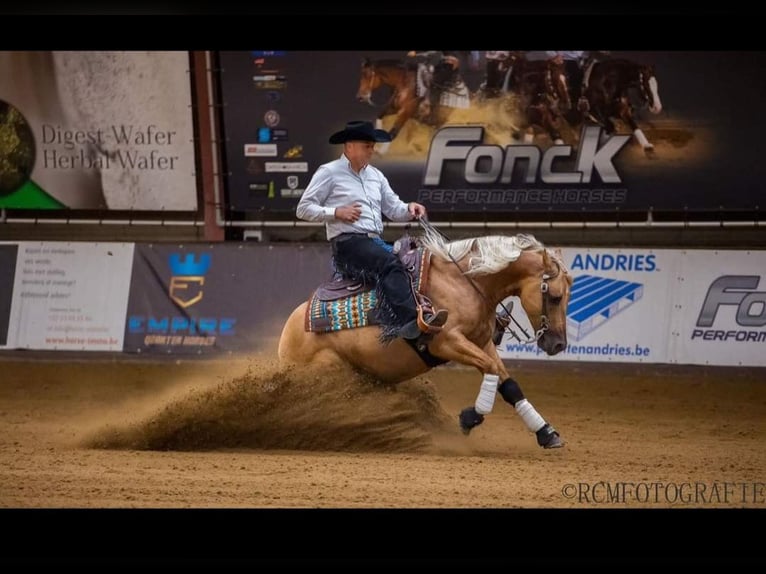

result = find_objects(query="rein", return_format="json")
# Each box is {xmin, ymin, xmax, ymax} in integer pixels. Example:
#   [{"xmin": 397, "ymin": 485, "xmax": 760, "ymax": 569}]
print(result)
[{"xmin": 417, "ymin": 218, "xmax": 554, "ymax": 344}]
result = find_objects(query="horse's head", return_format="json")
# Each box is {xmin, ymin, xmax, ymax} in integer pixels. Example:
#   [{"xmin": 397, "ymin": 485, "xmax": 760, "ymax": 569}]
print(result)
[
  {"xmin": 518, "ymin": 248, "xmax": 573, "ymax": 355},
  {"xmin": 356, "ymin": 58, "xmax": 378, "ymax": 106},
  {"xmin": 637, "ymin": 63, "xmax": 662, "ymax": 114}
]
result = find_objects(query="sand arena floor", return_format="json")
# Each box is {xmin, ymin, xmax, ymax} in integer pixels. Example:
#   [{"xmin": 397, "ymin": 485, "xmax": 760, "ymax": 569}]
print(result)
[
  {"xmin": 1, "ymin": 354, "xmax": 763, "ymax": 510},
  {"xmin": 2, "ymin": 352, "xmax": 762, "ymax": 564}
]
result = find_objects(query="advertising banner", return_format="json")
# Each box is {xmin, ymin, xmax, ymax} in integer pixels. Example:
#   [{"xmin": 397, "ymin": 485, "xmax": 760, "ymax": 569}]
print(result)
[
  {"xmin": 673, "ymin": 250, "xmax": 766, "ymax": 366},
  {"xmin": 0, "ymin": 51, "xmax": 198, "ymax": 212},
  {"xmin": 499, "ymin": 247, "xmax": 676, "ymax": 363},
  {"xmin": 218, "ymin": 50, "xmax": 765, "ymax": 218},
  {"xmin": 2, "ymin": 242, "xmax": 134, "ymax": 350},
  {"xmin": 123, "ymin": 243, "xmax": 333, "ymax": 354},
  {"xmin": 0, "ymin": 244, "xmax": 19, "ymax": 347}
]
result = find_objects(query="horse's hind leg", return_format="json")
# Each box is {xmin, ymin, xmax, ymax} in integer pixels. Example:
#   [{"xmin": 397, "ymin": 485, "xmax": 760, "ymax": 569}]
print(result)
[{"xmin": 277, "ymin": 303, "xmax": 333, "ymax": 368}]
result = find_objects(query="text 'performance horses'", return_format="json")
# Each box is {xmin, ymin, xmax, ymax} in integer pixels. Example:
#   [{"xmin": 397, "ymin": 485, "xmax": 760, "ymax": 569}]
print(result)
[{"xmin": 278, "ymin": 229, "xmax": 573, "ymax": 449}]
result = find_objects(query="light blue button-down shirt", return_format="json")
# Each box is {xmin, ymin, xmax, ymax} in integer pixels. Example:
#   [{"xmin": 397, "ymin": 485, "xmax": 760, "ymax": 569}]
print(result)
[{"xmin": 296, "ymin": 154, "xmax": 412, "ymax": 240}]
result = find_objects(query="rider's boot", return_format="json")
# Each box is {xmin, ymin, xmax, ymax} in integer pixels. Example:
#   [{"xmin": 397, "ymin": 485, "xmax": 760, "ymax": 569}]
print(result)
[{"xmin": 398, "ymin": 308, "xmax": 449, "ymax": 340}]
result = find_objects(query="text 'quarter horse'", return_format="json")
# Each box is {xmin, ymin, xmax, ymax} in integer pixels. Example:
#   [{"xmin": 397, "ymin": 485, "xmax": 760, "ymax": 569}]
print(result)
[{"xmin": 278, "ymin": 228, "xmax": 573, "ymax": 448}]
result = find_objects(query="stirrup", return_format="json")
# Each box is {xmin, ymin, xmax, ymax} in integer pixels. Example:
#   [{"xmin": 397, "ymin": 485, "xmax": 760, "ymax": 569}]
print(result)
[{"xmin": 416, "ymin": 307, "xmax": 448, "ymax": 334}]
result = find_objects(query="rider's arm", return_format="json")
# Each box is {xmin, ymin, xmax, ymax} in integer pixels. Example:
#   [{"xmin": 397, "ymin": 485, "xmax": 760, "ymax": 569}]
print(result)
[
  {"xmin": 377, "ymin": 171, "xmax": 412, "ymax": 222},
  {"xmin": 296, "ymin": 166, "xmax": 337, "ymax": 222}
]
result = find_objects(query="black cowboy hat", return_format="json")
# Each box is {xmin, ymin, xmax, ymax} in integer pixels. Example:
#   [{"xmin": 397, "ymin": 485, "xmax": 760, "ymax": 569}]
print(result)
[{"xmin": 328, "ymin": 120, "xmax": 392, "ymax": 144}]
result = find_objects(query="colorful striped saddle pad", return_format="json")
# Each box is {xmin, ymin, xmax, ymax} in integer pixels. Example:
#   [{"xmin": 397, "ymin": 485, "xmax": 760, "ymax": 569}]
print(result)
[{"xmin": 305, "ymin": 245, "xmax": 430, "ymax": 334}]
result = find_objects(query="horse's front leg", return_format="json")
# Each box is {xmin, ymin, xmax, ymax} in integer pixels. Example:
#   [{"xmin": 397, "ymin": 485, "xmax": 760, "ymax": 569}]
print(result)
[
  {"xmin": 433, "ymin": 334, "xmax": 562, "ymax": 448},
  {"xmin": 544, "ymin": 109, "xmax": 565, "ymax": 145},
  {"xmin": 388, "ymin": 97, "xmax": 419, "ymax": 141},
  {"xmin": 621, "ymin": 103, "xmax": 654, "ymax": 156},
  {"xmin": 379, "ymin": 96, "xmax": 398, "ymax": 123}
]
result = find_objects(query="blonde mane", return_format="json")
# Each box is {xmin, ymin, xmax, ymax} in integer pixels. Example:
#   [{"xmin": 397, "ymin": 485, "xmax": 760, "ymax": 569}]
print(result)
[{"xmin": 419, "ymin": 228, "xmax": 548, "ymax": 276}]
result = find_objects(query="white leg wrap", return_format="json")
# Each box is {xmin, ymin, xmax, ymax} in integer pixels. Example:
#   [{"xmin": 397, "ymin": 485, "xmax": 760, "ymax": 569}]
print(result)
[
  {"xmin": 633, "ymin": 128, "xmax": 651, "ymax": 149},
  {"xmin": 514, "ymin": 399, "xmax": 546, "ymax": 432},
  {"xmin": 474, "ymin": 373, "xmax": 499, "ymax": 415}
]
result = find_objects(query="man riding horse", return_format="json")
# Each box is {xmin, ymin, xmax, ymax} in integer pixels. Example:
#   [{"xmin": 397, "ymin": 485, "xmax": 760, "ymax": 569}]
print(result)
[
  {"xmin": 404, "ymin": 50, "xmax": 464, "ymax": 123},
  {"xmin": 295, "ymin": 120, "xmax": 449, "ymax": 345}
]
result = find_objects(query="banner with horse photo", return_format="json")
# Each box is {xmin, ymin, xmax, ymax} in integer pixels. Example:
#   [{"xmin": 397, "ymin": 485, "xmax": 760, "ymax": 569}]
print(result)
[{"xmin": 217, "ymin": 50, "xmax": 766, "ymax": 220}]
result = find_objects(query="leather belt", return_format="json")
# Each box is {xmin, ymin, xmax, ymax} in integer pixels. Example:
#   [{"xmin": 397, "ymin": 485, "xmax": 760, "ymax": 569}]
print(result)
[{"xmin": 332, "ymin": 232, "xmax": 380, "ymax": 241}]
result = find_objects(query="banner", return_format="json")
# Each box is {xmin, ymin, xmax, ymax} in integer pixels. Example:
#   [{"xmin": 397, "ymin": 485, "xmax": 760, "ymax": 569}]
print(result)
[
  {"xmin": 0, "ymin": 244, "xmax": 19, "ymax": 346},
  {"xmin": 217, "ymin": 50, "xmax": 766, "ymax": 218},
  {"xmin": 123, "ymin": 243, "xmax": 333, "ymax": 354},
  {"xmin": 673, "ymin": 250, "xmax": 766, "ymax": 366},
  {"xmin": 499, "ymin": 247, "xmax": 676, "ymax": 363},
  {"xmin": 2, "ymin": 242, "xmax": 134, "ymax": 350},
  {"xmin": 1, "ymin": 239, "xmax": 763, "ymax": 365},
  {"xmin": 0, "ymin": 51, "xmax": 198, "ymax": 212}
]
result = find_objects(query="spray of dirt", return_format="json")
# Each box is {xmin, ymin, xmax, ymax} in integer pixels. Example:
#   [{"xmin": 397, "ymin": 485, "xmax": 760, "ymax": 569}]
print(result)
[{"xmin": 79, "ymin": 359, "xmax": 470, "ymax": 454}]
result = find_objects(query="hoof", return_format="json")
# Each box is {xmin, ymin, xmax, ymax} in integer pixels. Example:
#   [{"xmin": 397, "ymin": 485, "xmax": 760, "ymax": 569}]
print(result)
[
  {"xmin": 643, "ymin": 145, "xmax": 655, "ymax": 157},
  {"xmin": 459, "ymin": 406, "xmax": 484, "ymax": 435},
  {"xmin": 536, "ymin": 423, "xmax": 564, "ymax": 449}
]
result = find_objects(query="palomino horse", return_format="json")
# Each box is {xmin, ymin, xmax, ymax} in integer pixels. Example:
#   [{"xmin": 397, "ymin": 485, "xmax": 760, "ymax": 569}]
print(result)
[
  {"xmin": 580, "ymin": 57, "xmax": 663, "ymax": 155},
  {"xmin": 509, "ymin": 57, "xmax": 572, "ymax": 145},
  {"xmin": 278, "ymin": 226, "xmax": 573, "ymax": 449}
]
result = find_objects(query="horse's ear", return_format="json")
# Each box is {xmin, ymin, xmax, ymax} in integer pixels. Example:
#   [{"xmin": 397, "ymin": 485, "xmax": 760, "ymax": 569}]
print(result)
[
  {"xmin": 362, "ymin": 57, "xmax": 371, "ymax": 66},
  {"xmin": 542, "ymin": 248, "xmax": 561, "ymax": 274},
  {"xmin": 542, "ymin": 248, "xmax": 552, "ymax": 270}
]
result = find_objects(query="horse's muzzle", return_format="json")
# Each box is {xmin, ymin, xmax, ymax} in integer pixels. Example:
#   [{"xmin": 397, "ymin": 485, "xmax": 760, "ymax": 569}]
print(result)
[{"xmin": 539, "ymin": 333, "xmax": 567, "ymax": 356}]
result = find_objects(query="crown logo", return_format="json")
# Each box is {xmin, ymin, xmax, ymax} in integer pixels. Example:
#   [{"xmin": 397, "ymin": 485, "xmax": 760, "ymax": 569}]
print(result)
[{"xmin": 169, "ymin": 253, "xmax": 211, "ymax": 276}]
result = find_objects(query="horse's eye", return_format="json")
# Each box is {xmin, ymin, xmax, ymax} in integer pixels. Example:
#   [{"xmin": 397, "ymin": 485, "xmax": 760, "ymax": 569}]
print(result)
[{"xmin": 549, "ymin": 295, "xmax": 563, "ymax": 305}]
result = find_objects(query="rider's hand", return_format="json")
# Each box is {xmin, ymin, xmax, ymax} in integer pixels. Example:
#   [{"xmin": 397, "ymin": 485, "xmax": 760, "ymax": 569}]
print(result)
[
  {"xmin": 408, "ymin": 202, "xmax": 427, "ymax": 220},
  {"xmin": 335, "ymin": 203, "xmax": 362, "ymax": 223}
]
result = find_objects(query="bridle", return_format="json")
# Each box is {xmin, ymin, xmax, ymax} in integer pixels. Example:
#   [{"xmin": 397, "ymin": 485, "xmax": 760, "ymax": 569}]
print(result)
[{"xmin": 497, "ymin": 258, "xmax": 560, "ymax": 344}]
